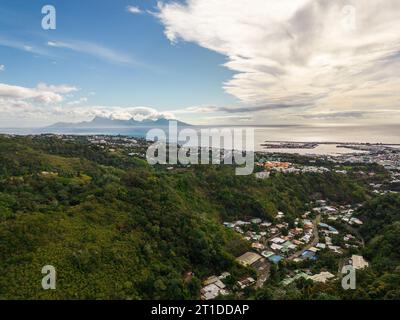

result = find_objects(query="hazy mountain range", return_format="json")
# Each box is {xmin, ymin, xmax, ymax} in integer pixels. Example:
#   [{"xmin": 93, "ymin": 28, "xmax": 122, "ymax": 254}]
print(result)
[{"xmin": 47, "ymin": 116, "xmax": 191, "ymax": 129}]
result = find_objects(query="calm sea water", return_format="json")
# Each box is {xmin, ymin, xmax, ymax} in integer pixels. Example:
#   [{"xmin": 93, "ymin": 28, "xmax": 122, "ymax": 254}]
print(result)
[
  {"xmin": 251, "ymin": 125, "xmax": 400, "ymax": 154},
  {"xmin": 1, "ymin": 124, "xmax": 399, "ymax": 155}
]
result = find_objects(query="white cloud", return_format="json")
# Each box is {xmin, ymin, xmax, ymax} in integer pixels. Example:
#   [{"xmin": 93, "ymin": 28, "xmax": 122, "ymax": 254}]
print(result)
[
  {"xmin": 157, "ymin": 0, "xmax": 400, "ymax": 123},
  {"xmin": 126, "ymin": 5, "xmax": 142, "ymax": 14},
  {"xmin": 0, "ymin": 82, "xmax": 78, "ymax": 104},
  {"xmin": 0, "ymin": 64, "xmax": 4, "ymax": 71},
  {"xmin": 0, "ymin": 36, "xmax": 49, "ymax": 56},
  {"xmin": 67, "ymin": 97, "xmax": 88, "ymax": 106},
  {"xmin": 0, "ymin": 102, "xmax": 176, "ymax": 128},
  {"xmin": 47, "ymin": 40, "xmax": 140, "ymax": 67},
  {"xmin": 36, "ymin": 83, "xmax": 79, "ymax": 95},
  {"xmin": 172, "ymin": 105, "xmax": 219, "ymax": 114},
  {"xmin": 0, "ymin": 80, "xmax": 176, "ymax": 126},
  {"xmin": 72, "ymin": 106, "xmax": 175, "ymax": 121}
]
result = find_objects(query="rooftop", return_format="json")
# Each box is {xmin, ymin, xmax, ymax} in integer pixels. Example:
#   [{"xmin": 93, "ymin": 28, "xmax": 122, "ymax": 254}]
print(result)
[
  {"xmin": 236, "ymin": 252, "xmax": 262, "ymax": 267},
  {"xmin": 352, "ymin": 255, "xmax": 369, "ymax": 270},
  {"xmin": 310, "ymin": 271, "xmax": 335, "ymax": 283}
]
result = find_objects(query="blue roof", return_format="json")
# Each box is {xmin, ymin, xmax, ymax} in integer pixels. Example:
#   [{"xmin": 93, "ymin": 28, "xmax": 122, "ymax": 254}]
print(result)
[
  {"xmin": 268, "ymin": 255, "xmax": 284, "ymax": 263},
  {"xmin": 319, "ymin": 223, "xmax": 338, "ymax": 233},
  {"xmin": 318, "ymin": 223, "xmax": 330, "ymax": 228},
  {"xmin": 301, "ymin": 250, "xmax": 317, "ymax": 260}
]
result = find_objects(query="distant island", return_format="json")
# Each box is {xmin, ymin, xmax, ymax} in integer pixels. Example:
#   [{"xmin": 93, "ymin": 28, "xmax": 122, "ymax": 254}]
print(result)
[{"xmin": 47, "ymin": 116, "xmax": 191, "ymax": 129}]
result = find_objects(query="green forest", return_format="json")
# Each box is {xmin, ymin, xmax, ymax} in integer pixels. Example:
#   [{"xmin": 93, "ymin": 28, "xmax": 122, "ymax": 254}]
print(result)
[{"xmin": 0, "ymin": 135, "xmax": 397, "ymax": 299}]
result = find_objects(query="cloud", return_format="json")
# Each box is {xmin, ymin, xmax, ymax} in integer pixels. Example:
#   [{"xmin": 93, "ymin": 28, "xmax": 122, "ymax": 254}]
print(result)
[
  {"xmin": 0, "ymin": 95, "xmax": 176, "ymax": 128},
  {"xmin": 66, "ymin": 97, "xmax": 88, "ymax": 106},
  {"xmin": 0, "ymin": 64, "xmax": 4, "ymax": 72},
  {"xmin": 217, "ymin": 103, "xmax": 309, "ymax": 113},
  {"xmin": 73, "ymin": 106, "xmax": 175, "ymax": 121},
  {"xmin": 36, "ymin": 83, "xmax": 79, "ymax": 95},
  {"xmin": 173, "ymin": 105, "xmax": 219, "ymax": 114},
  {"xmin": 0, "ymin": 36, "xmax": 50, "ymax": 56},
  {"xmin": 126, "ymin": 5, "xmax": 142, "ymax": 14},
  {"xmin": 203, "ymin": 115, "xmax": 253, "ymax": 122},
  {"xmin": 47, "ymin": 40, "xmax": 140, "ymax": 67},
  {"xmin": 173, "ymin": 102, "xmax": 308, "ymax": 115},
  {"xmin": 156, "ymin": 0, "xmax": 400, "ymax": 120},
  {"xmin": 0, "ymin": 82, "xmax": 77, "ymax": 104},
  {"xmin": 0, "ymin": 80, "xmax": 174, "ymax": 126},
  {"xmin": 299, "ymin": 111, "xmax": 367, "ymax": 120}
]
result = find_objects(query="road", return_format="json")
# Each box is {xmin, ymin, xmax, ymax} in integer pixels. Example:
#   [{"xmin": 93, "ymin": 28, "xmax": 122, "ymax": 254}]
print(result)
[
  {"xmin": 288, "ymin": 214, "xmax": 321, "ymax": 261},
  {"xmin": 254, "ymin": 214, "xmax": 321, "ymax": 287}
]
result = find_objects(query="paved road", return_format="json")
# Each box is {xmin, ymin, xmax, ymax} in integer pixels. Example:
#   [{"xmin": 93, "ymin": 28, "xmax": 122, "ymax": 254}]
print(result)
[{"xmin": 288, "ymin": 214, "xmax": 321, "ymax": 260}]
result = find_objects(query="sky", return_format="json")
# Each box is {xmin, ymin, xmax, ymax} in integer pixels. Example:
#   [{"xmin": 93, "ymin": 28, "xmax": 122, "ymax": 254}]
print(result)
[{"xmin": 0, "ymin": 0, "xmax": 400, "ymax": 128}]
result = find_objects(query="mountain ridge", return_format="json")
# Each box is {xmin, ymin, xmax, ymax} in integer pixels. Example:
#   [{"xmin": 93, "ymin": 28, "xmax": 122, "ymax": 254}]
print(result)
[{"xmin": 46, "ymin": 116, "xmax": 191, "ymax": 129}]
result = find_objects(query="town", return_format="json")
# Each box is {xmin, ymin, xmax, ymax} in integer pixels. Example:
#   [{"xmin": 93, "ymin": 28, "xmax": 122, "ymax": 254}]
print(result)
[
  {"xmin": 199, "ymin": 198, "xmax": 369, "ymax": 300},
  {"xmin": 198, "ymin": 144, "xmax": 399, "ymax": 300}
]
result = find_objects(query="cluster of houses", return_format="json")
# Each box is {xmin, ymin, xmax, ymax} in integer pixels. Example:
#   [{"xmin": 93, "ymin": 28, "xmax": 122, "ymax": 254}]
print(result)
[
  {"xmin": 281, "ymin": 254, "xmax": 369, "ymax": 287},
  {"xmin": 85, "ymin": 135, "xmax": 150, "ymax": 157},
  {"xmin": 255, "ymin": 161, "xmax": 331, "ymax": 178},
  {"xmin": 223, "ymin": 198, "xmax": 367, "ymax": 274},
  {"xmin": 307, "ymin": 202, "xmax": 365, "ymax": 255},
  {"xmin": 282, "ymin": 270, "xmax": 336, "ymax": 286},
  {"xmin": 313, "ymin": 201, "xmax": 357, "ymax": 223},
  {"xmin": 256, "ymin": 161, "xmax": 291, "ymax": 169},
  {"xmin": 370, "ymin": 177, "xmax": 400, "ymax": 195},
  {"xmin": 200, "ymin": 267, "xmax": 260, "ymax": 300},
  {"xmin": 390, "ymin": 171, "xmax": 400, "ymax": 184},
  {"xmin": 200, "ymin": 272, "xmax": 231, "ymax": 300},
  {"xmin": 235, "ymin": 252, "xmax": 268, "ymax": 286},
  {"xmin": 313, "ymin": 200, "xmax": 364, "ymax": 227},
  {"xmin": 335, "ymin": 145, "xmax": 400, "ymax": 186},
  {"xmin": 224, "ymin": 214, "xmax": 318, "ymax": 264},
  {"xmin": 201, "ymin": 188, "xmax": 374, "ymax": 298},
  {"xmin": 257, "ymin": 144, "xmax": 400, "ymax": 193},
  {"xmin": 237, "ymin": 277, "xmax": 256, "ymax": 290},
  {"xmin": 87, "ymin": 135, "xmax": 138, "ymax": 146}
]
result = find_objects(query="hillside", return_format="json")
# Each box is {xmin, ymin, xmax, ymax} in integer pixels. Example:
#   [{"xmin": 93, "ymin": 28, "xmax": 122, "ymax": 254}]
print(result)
[{"xmin": 0, "ymin": 135, "xmax": 371, "ymax": 299}]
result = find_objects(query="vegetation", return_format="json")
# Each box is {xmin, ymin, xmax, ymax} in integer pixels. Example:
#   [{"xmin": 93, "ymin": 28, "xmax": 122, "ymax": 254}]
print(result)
[{"xmin": 0, "ymin": 135, "xmax": 383, "ymax": 299}]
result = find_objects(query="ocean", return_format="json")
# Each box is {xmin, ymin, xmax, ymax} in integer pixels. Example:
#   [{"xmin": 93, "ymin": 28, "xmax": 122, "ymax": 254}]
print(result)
[{"xmin": 1, "ymin": 124, "xmax": 399, "ymax": 155}]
